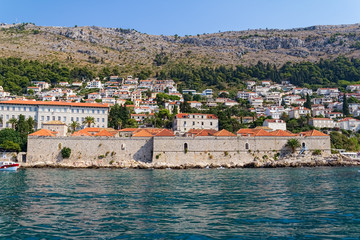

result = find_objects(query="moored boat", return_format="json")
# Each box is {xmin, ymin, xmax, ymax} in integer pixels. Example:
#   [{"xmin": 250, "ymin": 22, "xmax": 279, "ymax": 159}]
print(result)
[{"xmin": 0, "ymin": 161, "xmax": 19, "ymax": 171}]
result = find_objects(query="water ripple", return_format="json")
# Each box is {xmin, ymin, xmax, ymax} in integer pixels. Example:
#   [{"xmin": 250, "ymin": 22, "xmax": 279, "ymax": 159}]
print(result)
[{"xmin": 0, "ymin": 167, "xmax": 359, "ymax": 239}]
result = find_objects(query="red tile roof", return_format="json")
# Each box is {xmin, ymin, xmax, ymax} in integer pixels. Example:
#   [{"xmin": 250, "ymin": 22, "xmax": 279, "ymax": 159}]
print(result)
[
  {"xmin": 155, "ymin": 129, "xmax": 175, "ymax": 137},
  {"xmin": 132, "ymin": 129, "xmax": 153, "ymax": 137},
  {"xmin": 0, "ymin": 100, "xmax": 109, "ymax": 108},
  {"xmin": 213, "ymin": 129, "xmax": 236, "ymax": 137},
  {"xmin": 94, "ymin": 129, "xmax": 116, "ymax": 137},
  {"xmin": 300, "ymin": 129, "xmax": 329, "ymax": 137},
  {"xmin": 29, "ymin": 129, "xmax": 57, "ymax": 137}
]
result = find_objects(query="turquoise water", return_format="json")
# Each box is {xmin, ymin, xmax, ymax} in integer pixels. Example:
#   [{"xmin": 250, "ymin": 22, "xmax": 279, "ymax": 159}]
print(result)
[{"xmin": 0, "ymin": 168, "xmax": 360, "ymax": 239}]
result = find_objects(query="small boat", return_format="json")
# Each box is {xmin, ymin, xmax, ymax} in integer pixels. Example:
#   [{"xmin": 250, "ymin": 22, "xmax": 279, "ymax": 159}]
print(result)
[{"xmin": 0, "ymin": 161, "xmax": 19, "ymax": 171}]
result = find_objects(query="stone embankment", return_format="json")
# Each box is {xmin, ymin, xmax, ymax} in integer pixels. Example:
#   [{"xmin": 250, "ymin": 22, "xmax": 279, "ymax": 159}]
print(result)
[{"xmin": 21, "ymin": 154, "xmax": 360, "ymax": 169}]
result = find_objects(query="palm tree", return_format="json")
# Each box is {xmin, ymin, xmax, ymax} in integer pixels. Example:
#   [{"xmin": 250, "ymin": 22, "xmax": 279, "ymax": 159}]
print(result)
[
  {"xmin": 286, "ymin": 139, "xmax": 301, "ymax": 153},
  {"xmin": 70, "ymin": 121, "xmax": 80, "ymax": 133},
  {"xmin": 0, "ymin": 116, "xmax": 3, "ymax": 127},
  {"xmin": 27, "ymin": 117, "xmax": 37, "ymax": 133},
  {"xmin": 83, "ymin": 116, "xmax": 95, "ymax": 128},
  {"xmin": 7, "ymin": 118, "xmax": 17, "ymax": 129}
]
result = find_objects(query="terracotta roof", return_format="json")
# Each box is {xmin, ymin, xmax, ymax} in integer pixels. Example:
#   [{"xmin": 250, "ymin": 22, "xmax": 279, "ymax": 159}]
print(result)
[
  {"xmin": 213, "ymin": 129, "xmax": 236, "ymax": 137},
  {"xmin": 29, "ymin": 129, "xmax": 57, "ymax": 137},
  {"xmin": 312, "ymin": 118, "xmax": 332, "ymax": 121},
  {"xmin": 71, "ymin": 131, "xmax": 91, "ymax": 136},
  {"xmin": 176, "ymin": 113, "xmax": 218, "ymax": 119},
  {"xmin": 300, "ymin": 129, "xmax": 329, "ymax": 137},
  {"xmin": 338, "ymin": 117, "xmax": 359, "ymax": 122},
  {"xmin": 132, "ymin": 129, "xmax": 153, "ymax": 137},
  {"xmin": 195, "ymin": 129, "xmax": 217, "ymax": 137},
  {"xmin": 118, "ymin": 128, "xmax": 138, "ymax": 132},
  {"xmin": 155, "ymin": 129, "xmax": 175, "ymax": 137},
  {"xmin": 0, "ymin": 100, "xmax": 109, "ymax": 108},
  {"xmin": 94, "ymin": 129, "xmax": 116, "ymax": 137},
  {"xmin": 269, "ymin": 130, "xmax": 297, "ymax": 137}
]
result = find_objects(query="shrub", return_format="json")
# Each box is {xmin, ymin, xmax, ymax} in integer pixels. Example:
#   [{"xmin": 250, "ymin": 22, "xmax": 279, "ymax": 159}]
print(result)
[
  {"xmin": 312, "ymin": 149, "xmax": 322, "ymax": 155},
  {"xmin": 61, "ymin": 147, "xmax": 71, "ymax": 158},
  {"xmin": 224, "ymin": 151, "xmax": 229, "ymax": 156},
  {"xmin": 98, "ymin": 155, "xmax": 105, "ymax": 159},
  {"xmin": 155, "ymin": 154, "xmax": 161, "ymax": 159}
]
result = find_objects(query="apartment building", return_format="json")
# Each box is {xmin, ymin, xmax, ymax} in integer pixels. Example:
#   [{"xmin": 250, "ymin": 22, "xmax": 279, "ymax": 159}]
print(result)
[
  {"xmin": 173, "ymin": 113, "xmax": 218, "ymax": 133},
  {"xmin": 0, "ymin": 100, "xmax": 109, "ymax": 129}
]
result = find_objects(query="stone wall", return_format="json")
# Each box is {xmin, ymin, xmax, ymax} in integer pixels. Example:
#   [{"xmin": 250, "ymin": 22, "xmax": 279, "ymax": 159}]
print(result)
[
  {"xmin": 26, "ymin": 136, "xmax": 153, "ymax": 167},
  {"xmin": 26, "ymin": 135, "xmax": 331, "ymax": 167}
]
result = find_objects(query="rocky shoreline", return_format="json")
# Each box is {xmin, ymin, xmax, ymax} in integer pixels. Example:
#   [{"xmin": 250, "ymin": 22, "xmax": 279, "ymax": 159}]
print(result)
[{"xmin": 21, "ymin": 154, "xmax": 360, "ymax": 169}]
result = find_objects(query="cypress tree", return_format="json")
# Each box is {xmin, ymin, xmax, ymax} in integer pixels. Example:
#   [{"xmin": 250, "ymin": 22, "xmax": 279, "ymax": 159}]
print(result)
[
  {"xmin": 304, "ymin": 93, "xmax": 312, "ymax": 109},
  {"xmin": 343, "ymin": 93, "xmax": 350, "ymax": 116}
]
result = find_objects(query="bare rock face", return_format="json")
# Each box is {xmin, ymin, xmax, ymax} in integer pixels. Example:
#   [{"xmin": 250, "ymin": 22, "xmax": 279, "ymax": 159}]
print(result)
[{"xmin": 1, "ymin": 23, "xmax": 360, "ymax": 67}]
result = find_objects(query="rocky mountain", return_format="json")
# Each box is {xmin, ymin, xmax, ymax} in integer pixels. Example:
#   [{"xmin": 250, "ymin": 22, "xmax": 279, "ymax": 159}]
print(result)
[{"xmin": 1, "ymin": 23, "xmax": 360, "ymax": 72}]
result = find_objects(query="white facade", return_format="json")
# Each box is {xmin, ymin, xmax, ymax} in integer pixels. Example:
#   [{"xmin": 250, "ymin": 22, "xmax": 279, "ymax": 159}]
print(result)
[
  {"xmin": 173, "ymin": 113, "xmax": 218, "ymax": 133},
  {"xmin": 309, "ymin": 118, "xmax": 335, "ymax": 129},
  {"xmin": 263, "ymin": 119, "xmax": 287, "ymax": 131},
  {"xmin": 265, "ymin": 106, "xmax": 284, "ymax": 119},
  {"xmin": 86, "ymin": 80, "xmax": 103, "ymax": 89},
  {"xmin": 338, "ymin": 118, "xmax": 360, "ymax": 132},
  {"xmin": 0, "ymin": 100, "xmax": 109, "ymax": 129}
]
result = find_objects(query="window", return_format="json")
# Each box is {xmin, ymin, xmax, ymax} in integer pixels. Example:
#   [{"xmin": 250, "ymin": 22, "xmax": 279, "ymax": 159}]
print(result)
[
  {"xmin": 184, "ymin": 143, "xmax": 188, "ymax": 153},
  {"xmin": 245, "ymin": 143, "xmax": 249, "ymax": 150},
  {"xmin": 97, "ymin": 118, "xmax": 100, "ymax": 122},
  {"xmin": 52, "ymin": 116, "xmax": 55, "ymax": 120},
  {"xmin": 82, "ymin": 109, "xmax": 85, "ymax": 113},
  {"xmin": 92, "ymin": 110, "xmax": 95, "ymax": 114},
  {"xmin": 102, "ymin": 118, "xmax": 105, "ymax": 123},
  {"xmin": 24, "ymin": 107, "xmax": 26, "ymax": 111},
  {"xmin": 97, "ymin": 110, "xmax": 100, "ymax": 114},
  {"xmin": 302, "ymin": 142, "xmax": 306, "ymax": 148},
  {"xmin": 58, "ymin": 116, "xmax": 61, "ymax": 121},
  {"xmin": 64, "ymin": 117, "xmax": 66, "ymax": 121},
  {"xmin": 202, "ymin": 122, "xmax": 204, "ymax": 125},
  {"xmin": 193, "ymin": 121, "xmax": 195, "ymax": 125},
  {"xmin": 71, "ymin": 117, "xmax": 74, "ymax": 121},
  {"xmin": 47, "ymin": 116, "xmax": 50, "ymax": 121},
  {"xmin": 41, "ymin": 116, "xmax": 44, "ymax": 121},
  {"xmin": 76, "ymin": 117, "xmax": 79, "ymax": 121},
  {"xmin": 210, "ymin": 122, "xmax": 213, "ymax": 126}
]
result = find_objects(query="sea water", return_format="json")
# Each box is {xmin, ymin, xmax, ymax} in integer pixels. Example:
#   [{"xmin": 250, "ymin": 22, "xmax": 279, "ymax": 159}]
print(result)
[{"xmin": 0, "ymin": 167, "xmax": 360, "ymax": 239}]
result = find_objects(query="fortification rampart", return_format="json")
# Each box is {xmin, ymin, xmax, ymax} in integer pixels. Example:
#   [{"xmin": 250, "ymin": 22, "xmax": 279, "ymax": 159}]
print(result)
[{"xmin": 26, "ymin": 135, "xmax": 331, "ymax": 168}]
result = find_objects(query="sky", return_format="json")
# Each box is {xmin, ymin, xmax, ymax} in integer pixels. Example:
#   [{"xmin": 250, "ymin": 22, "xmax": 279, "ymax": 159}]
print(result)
[{"xmin": 0, "ymin": 0, "xmax": 360, "ymax": 36}]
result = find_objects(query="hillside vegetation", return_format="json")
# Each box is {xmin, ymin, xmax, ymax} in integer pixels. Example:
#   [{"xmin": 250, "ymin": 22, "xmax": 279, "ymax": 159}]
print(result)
[
  {"xmin": 2, "ymin": 56, "xmax": 360, "ymax": 95},
  {"xmin": 1, "ymin": 23, "xmax": 360, "ymax": 75}
]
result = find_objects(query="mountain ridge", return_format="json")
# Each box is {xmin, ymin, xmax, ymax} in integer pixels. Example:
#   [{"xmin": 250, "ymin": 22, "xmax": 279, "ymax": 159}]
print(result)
[{"xmin": 1, "ymin": 23, "xmax": 360, "ymax": 73}]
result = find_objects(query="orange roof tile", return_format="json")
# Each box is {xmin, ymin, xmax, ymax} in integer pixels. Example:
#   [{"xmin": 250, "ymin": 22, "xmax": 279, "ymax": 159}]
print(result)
[
  {"xmin": 300, "ymin": 129, "xmax": 329, "ymax": 137},
  {"xmin": 195, "ymin": 129, "xmax": 217, "ymax": 137},
  {"xmin": 94, "ymin": 129, "xmax": 116, "ymax": 137},
  {"xmin": 269, "ymin": 130, "xmax": 297, "ymax": 137},
  {"xmin": 132, "ymin": 129, "xmax": 153, "ymax": 137},
  {"xmin": 118, "ymin": 128, "xmax": 139, "ymax": 132},
  {"xmin": 0, "ymin": 100, "xmax": 108, "ymax": 108},
  {"xmin": 71, "ymin": 131, "xmax": 92, "ymax": 136},
  {"xmin": 29, "ymin": 129, "xmax": 57, "ymax": 137},
  {"xmin": 213, "ymin": 129, "xmax": 236, "ymax": 137},
  {"xmin": 155, "ymin": 129, "xmax": 175, "ymax": 137}
]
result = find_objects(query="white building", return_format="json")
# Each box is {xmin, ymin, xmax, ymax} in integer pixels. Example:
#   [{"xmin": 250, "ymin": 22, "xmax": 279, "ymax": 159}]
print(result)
[
  {"xmin": 263, "ymin": 119, "xmax": 286, "ymax": 131},
  {"xmin": 265, "ymin": 106, "xmax": 285, "ymax": 119},
  {"xmin": 237, "ymin": 91, "xmax": 257, "ymax": 100},
  {"xmin": 173, "ymin": 113, "xmax": 218, "ymax": 133},
  {"xmin": 0, "ymin": 100, "xmax": 109, "ymax": 129},
  {"xmin": 309, "ymin": 118, "xmax": 335, "ymax": 129},
  {"xmin": 86, "ymin": 80, "xmax": 103, "ymax": 89},
  {"xmin": 338, "ymin": 118, "xmax": 360, "ymax": 132},
  {"xmin": 289, "ymin": 107, "xmax": 311, "ymax": 119}
]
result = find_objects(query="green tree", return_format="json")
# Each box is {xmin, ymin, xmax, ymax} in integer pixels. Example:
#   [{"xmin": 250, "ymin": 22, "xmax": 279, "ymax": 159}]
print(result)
[
  {"xmin": 15, "ymin": 114, "xmax": 29, "ymax": 136},
  {"xmin": 83, "ymin": 116, "xmax": 95, "ymax": 128},
  {"xmin": 69, "ymin": 121, "xmax": 80, "ymax": 133},
  {"xmin": 7, "ymin": 118, "xmax": 17, "ymax": 129},
  {"xmin": 61, "ymin": 147, "xmax": 71, "ymax": 158},
  {"xmin": 1, "ymin": 140, "xmax": 21, "ymax": 152},
  {"xmin": 304, "ymin": 93, "xmax": 312, "ymax": 109},
  {"xmin": 343, "ymin": 94, "xmax": 350, "ymax": 116},
  {"xmin": 286, "ymin": 139, "xmax": 301, "ymax": 153}
]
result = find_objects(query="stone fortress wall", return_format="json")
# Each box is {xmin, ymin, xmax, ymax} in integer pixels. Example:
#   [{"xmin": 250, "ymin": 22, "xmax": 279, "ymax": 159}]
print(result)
[{"xmin": 25, "ymin": 135, "xmax": 331, "ymax": 167}]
